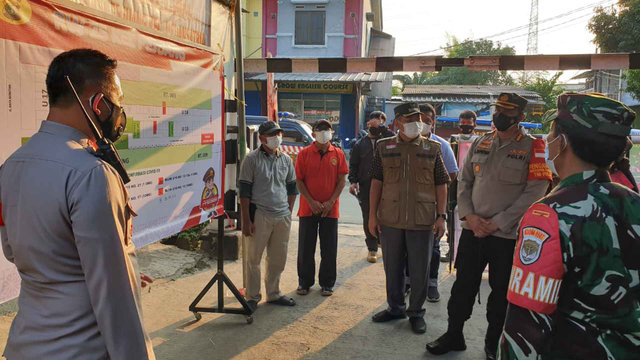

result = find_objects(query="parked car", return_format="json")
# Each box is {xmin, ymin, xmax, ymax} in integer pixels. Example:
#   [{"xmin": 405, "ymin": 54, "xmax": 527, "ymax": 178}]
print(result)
[{"xmin": 245, "ymin": 116, "xmax": 314, "ymax": 163}]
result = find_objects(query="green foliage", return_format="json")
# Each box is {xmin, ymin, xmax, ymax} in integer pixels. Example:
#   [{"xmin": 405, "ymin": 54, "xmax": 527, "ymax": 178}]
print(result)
[
  {"xmin": 588, "ymin": 0, "xmax": 640, "ymax": 100},
  {"xmin": 429, "ymin": 36, "xmax": 517, "ymax": 86},
  {"xmin": 519, "ymin": 72, "xmax": 566, "ymax": 134},
  {"xmin": 391, "ymin": 85, "xmax": 401, "ymax": 96},
  {"xmin": 177, "ymin": 221, "xmax": 209, "ymax": 251},
  {"xmin": 393, "ymin": 36, "xmax": 517, "ymax": 88}
]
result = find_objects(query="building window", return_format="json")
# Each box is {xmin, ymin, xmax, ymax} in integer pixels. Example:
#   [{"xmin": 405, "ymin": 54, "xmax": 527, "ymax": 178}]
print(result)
[{"xmin": 295, "ymin": 11, "xmax": 325, "ymax": 45}]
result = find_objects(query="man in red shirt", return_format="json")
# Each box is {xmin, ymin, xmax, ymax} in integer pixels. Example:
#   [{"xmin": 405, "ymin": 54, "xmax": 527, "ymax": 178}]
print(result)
[{"xmin": 295, "ymin": 119, "xmax": 349, "ymax": 296}]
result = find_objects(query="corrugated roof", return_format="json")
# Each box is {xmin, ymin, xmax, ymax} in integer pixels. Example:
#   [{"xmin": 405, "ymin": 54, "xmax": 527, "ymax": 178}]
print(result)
[
  {"xmin": 402, "ymin": 85, "xmax": 541, "ymax": 98},
  {"xmin": 403, "ymin": 94, "xmax": 545, "ymax": 106},
  {"xmin": 246, "ymin": 72, "xmax": 389, "ymax": 82}
]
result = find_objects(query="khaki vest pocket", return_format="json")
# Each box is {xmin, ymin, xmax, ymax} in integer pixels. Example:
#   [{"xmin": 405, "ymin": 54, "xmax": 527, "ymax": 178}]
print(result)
[
  {"xmin": 380, "ymin": 189, "xmax": 400, "ymax": 223},
  {"xmin": 415, "ymin": 201, "xmax": 436, "ymax": 226},
  {"xmin": 382, "ymin": 157, "xmax": 401, "ymax": 183}
]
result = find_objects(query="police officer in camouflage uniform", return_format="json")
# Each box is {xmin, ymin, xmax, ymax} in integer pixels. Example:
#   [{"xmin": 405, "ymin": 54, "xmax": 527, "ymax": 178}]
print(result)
[
  {"xmin": 499, "ymin": 93, "xmax": 640, "ymax": 360},
  {"xmin": 427, "ymin": 93, "xmax": 552, "ymax": 360}
]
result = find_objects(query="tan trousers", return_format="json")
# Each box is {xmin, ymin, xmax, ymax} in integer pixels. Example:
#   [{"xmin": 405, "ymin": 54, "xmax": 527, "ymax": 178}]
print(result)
[{"xmin": 245, "ymin": 209, "xmax": 292, "ymax": 302}]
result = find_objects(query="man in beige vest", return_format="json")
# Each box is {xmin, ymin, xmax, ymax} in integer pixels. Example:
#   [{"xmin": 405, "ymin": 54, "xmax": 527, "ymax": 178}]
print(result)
[{"xmin": 369, "ymin": 102, "xmax": 450, "ymax": 334}]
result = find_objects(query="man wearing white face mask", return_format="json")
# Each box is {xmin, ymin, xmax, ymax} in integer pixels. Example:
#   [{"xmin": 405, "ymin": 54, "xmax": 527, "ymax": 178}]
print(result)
[
  {"xmin": 295, "ymin": 119, "xmax": 349, "ymax": 297},
  {"xmin": 239, "ymin": 121, "xmax": 299, "ymax": 312},
  {"xmin": 369, "ymin": 102, "xmax": 450, "ymax": 334}
]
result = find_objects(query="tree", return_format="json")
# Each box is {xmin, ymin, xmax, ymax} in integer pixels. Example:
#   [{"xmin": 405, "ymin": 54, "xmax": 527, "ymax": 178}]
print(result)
[
  {"xmin": 588, "ymin": 0, "xmax": 640, "ymax": 100},
  {"xmin": 429, "ymin": 36, "xmax": 517, "ymax": 86},
  {"xmin": 393, "ymin": 36, "xmax": 516, "ymax": 89},
  {"xmin": 392, "ymin": 72, "xmax": 433, "ymax": 89},
  {"xmin": 519, "ymin": 72, "xmax": 566, "ymax": 133}
]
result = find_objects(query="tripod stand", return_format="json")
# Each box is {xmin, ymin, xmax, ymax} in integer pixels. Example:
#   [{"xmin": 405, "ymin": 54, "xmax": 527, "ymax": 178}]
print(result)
[{"xmin": 189, "ymin": 213, "xmax": 254, "ymax": 324}]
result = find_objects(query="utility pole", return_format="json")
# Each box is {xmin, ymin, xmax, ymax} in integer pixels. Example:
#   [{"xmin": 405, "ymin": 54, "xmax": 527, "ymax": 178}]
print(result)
[
  {"xmin": 527, "ymin": 0, "xmax": 539, "ymax": 55},
  {"xmin": 234, "ymin": 1, "xmax": 247, "ymax": 162}
]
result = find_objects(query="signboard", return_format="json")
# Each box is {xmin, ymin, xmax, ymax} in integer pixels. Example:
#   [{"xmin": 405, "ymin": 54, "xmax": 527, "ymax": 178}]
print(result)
[
  {"xmin": 63, "ymin": 0, "xmax": 211, "ymax": 46},
  {"xmin": 0, "ymin": 0, "xmax": 224, "ymax": 303},
  {"xmin": 303, "ymin": 109, "xmax": 340, "ymax": 124},
  {"xmin": 278, "ymin": 82, "xmax": 353, "ymax": 93}
]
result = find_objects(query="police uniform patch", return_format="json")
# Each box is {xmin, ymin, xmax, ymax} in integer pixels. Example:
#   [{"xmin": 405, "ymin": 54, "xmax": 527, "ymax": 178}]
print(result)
[
  {"xmin": 474, "ymin": 165, "xmax": 480, "ymax": 174},
  {"xmin": 331, "ymin": 157, "xmax": 338, "ymax": 165},
  {"xmin": 519, "ymin": 227, "xmax": 549, "ymax": 265},
  {"xmin": 500, "ymin": 94, "xmax": 509, "ymax": 102},
  {"xmin": 386, "ymin": 143, "xmax": 396, "ymax": 149}
]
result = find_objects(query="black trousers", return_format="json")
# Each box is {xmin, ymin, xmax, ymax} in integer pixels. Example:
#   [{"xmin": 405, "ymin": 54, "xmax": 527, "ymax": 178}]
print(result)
[
  {"xmin": 359, "ymin": 200, "xmax": 379, "ymax": 252},
  {"xmin": 380, "ymin": 225, "xmax": 433, "ymax": 318},
  {"xmin": 298, "ymin": 216, "xmax": 339, "ymax": 289},
  {"xmin": 447, "ymin": 229, "xmax": 515, "ymax": 350}
]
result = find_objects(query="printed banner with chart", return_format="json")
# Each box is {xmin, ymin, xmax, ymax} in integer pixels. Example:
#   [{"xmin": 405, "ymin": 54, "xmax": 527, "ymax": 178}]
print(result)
[{"xmin": 0, "ymin": 0, "xmax": 224, "ymax": 303}]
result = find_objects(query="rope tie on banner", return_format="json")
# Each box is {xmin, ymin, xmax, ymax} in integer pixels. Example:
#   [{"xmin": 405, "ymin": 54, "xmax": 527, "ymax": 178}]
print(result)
[
  {"xmin": 224, "ymin": 211, "xmax": 236, "ymax": 230},
  {"xmin": 224, "ymin": 86, "xmax": 247, "ymax": 107}
]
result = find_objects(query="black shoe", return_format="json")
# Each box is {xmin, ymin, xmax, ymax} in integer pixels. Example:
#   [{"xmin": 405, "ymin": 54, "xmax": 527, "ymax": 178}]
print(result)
[
  {"xmin": 409, "ymin": 317, "xmax": 427, "ymax": 334},
  {"xmin": 246, "ymin": 300, "xmax": 258, "ymax": 312},
  {"xmin": 426, "ymin": 332, "xmax": 467, "ymax": 355},
  {"xmin": 372, "ymin": 310, "xmax": 407, "ymax": 323},
  {"xmin": 485, "ymin": 346, "xmax": 497, "ymax": 360},
  {"xmin": 427, "ymin": 286, "xmax": 441, "ymax": 302}
]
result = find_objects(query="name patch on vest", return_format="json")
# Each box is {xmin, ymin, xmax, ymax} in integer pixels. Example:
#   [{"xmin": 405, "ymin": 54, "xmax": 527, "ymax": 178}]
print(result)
[
  {"xmin": 381, "ymin": 153, "xmax": 401, "ymax": 158},
  {"xmin": 416, "ymin": 153, "xmax": 436, "ymax": 159},
  {"xmin": 386, "ymin": 143, "xmax": 397, "ymax": 149}
]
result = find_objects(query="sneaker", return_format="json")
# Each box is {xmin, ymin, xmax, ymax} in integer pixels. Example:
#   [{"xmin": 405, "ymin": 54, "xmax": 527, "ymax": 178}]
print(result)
[
  {"xmin": 367, "ymin": 251, "xmax": 378, "ymax": 263},
  {"xmin": 427, "ymin": 286, "xmax": 441, "ymax": 302},
  {"xmin": 440, "ymin": 251, "xmax": 450, "ymax": 262},
  {"xmin": 426, "ymin": 332, "xmax": 467, "ymax": 355},
  {"xmin": 372, "ymin": 310, "xmax": 407, "ymax": 323},
  {"xmin": 321, "ymin": 287, "xmax": 333, "ymax": 296}
]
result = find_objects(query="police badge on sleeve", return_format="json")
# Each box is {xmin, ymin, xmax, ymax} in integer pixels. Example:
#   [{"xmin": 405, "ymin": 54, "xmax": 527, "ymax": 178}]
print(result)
[{"xmin": 519, "ymin": 227, "xmax": 550, "ymax": 265}]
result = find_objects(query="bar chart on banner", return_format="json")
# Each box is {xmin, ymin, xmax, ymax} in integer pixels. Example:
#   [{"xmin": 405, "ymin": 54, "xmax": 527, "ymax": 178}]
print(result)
[{"xmin": 116, "ymin": 80, "xmax": 217, "ymax": 150}]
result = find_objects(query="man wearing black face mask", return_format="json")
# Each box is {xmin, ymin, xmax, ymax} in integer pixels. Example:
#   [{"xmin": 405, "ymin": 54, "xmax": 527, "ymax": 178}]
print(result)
[
  {"xmin": 349, "ymin": 111, "xmax": 394, "ymax": 262},
  {"xmin": 458, "ymin": 110, "xmax": 477, "ymax": 137},
  {"xmin": 427, "ymin": 93, "xmax": 551, "ymax": 360},
  {"xmin": 0, "ymin": 49, "xmax": 155, "ymax": 360}
]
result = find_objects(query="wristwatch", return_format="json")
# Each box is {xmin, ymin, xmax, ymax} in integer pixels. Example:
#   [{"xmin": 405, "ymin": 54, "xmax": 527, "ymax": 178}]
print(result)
[{"xmin": 437, "ymin": 214, "xmax": 447, "ymax": 221}]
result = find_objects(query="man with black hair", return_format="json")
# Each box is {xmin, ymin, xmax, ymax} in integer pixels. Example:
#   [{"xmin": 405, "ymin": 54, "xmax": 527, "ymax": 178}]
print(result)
[
  {"xmin": 458, "ymin": 110, "xmax": 477, "ymax": 136},
  {"xmin": 0, "ymin": 49, "xmax": 155, "ymax": 359},
  {"xmin": 499, "ymin": 93, "xmax": 640, "ymax": 359},
  {"xmin": 427, "ymin": 93, "xmax": 551, "ymax": 360},
  {"xmin": 349, "ymin": 111, "xmax": 394, "ymax": 263}
]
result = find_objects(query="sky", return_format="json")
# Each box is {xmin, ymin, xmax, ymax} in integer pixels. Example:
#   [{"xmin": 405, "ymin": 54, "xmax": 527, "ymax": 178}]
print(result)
[{"xmin": 381, "ymin": 0, "xmax": 617, "ymax": 82}]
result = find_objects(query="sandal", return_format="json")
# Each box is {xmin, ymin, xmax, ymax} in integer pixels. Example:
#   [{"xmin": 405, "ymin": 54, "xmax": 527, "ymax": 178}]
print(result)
[
  {"xmin": 321, "ymin": 287, "xmax": 333, "ymax": 296},
  {"xmin": 267, "ymin": 296, "xmax": 296, "ymax": 306},
  {"xmin": 296, "ymin": 287, "xmax": 309, "ymax": 295}
]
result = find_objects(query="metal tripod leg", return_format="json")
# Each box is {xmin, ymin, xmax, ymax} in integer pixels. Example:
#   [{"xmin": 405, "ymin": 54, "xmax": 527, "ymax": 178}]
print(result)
[{"xmin": 188, "ymin": 216, "xmax": 253, "ymax": 324}]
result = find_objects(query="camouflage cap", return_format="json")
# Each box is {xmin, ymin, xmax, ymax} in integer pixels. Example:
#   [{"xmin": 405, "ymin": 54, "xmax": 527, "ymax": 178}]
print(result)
[{"xmin": 542, "ymin": 92, "xmax": 636, "ymax": 136}]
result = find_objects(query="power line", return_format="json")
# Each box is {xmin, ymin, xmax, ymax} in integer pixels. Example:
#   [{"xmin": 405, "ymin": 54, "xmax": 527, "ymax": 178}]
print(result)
[
  {"xmin": 493, "ymin": 12, "xmax": 594, "ymax": 46},
  {"xmin": 408, "ymin": 0, "xmax": 614, "ymax": 56}
]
